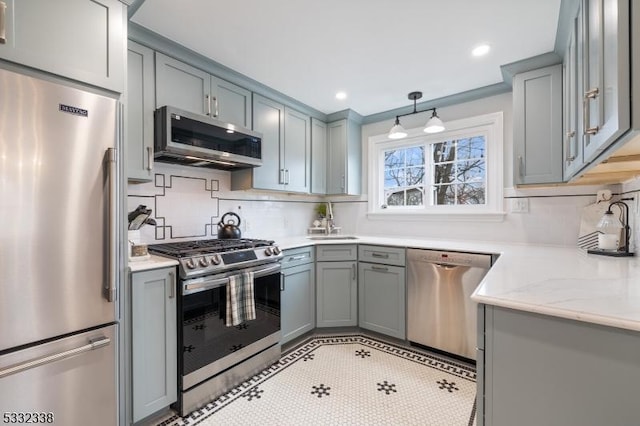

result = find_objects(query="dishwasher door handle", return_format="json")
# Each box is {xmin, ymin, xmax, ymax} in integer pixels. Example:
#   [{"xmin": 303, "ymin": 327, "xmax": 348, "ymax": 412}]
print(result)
[{"xmin": 435, "ymin": 263, "xmax": 459, "ymax": 270}]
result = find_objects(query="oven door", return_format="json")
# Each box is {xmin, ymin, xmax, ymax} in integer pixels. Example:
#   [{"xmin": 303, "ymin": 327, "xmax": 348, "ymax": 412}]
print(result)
[{"xmin": 179, "ymin": 262, "xmax": 281, "ymax": 390}]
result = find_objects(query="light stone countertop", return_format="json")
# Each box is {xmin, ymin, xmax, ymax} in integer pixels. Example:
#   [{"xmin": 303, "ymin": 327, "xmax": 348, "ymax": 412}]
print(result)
[
  {"xmin": 276, "ymin": 235, "xmax": 640, "ymax": 332},
  {"xmin": 128, "ymin": 254, "xmax": 179, "ymax": 272}
]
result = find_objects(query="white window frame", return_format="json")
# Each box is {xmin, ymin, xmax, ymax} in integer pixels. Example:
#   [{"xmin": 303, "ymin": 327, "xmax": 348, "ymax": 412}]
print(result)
[{"xmin": 367, "ymin": 111, "xmax": 505, "ymax": 222}]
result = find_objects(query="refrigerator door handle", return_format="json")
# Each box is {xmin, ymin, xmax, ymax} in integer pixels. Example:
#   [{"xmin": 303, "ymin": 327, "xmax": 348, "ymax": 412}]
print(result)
[
  {"xmin": 0, "ymin": 337, "xmax": 111, "ymax": 379},
  {"xmin": 106, "ymin": 146, "xmax": 117, "ymax": 302}
]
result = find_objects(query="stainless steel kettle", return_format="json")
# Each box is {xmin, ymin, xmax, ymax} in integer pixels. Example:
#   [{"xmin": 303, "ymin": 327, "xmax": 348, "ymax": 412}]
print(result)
[{"xmin": 217, "ymin": 212, "xmax": 242, "ymax": 239}]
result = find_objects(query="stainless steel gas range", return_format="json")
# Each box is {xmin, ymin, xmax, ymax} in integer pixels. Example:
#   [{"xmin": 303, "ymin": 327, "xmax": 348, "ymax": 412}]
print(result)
[{"xmin": 148, "ymin": 238, "xmax": 283, "ymax": 416}]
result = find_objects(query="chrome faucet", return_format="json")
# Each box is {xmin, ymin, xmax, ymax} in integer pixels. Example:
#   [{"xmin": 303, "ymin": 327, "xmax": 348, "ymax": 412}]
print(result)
[{"xmin": 325, "ymin": 201, "xmax": 335, "ymax": 234}]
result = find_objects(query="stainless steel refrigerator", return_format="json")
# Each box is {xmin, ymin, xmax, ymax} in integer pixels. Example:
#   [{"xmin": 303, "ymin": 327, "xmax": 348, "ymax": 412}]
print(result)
[{"xmin": 0, "ymin": 67, "xmax": 119, "ymax": 425}]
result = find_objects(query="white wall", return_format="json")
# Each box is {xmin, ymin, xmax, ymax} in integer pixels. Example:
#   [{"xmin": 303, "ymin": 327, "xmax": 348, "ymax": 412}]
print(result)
[{"xmin": 622, "ymin": 177, "xmax": 640, "ymax": 251}]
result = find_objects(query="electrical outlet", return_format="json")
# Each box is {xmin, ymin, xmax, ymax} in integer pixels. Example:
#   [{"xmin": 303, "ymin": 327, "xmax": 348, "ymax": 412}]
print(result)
[{"xmin": 510, "ymin": 198, "xmax": 529, "ymax": 213}]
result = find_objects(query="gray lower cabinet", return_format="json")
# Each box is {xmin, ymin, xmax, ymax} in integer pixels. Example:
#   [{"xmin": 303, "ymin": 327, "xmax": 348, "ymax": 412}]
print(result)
[
  {"xmin": 477, "ymin": 304, "xmax": 640, "ymax": 426},
  {"xmin": 316, "ymin": 245, "xmax": 358, "ymax": 327},
  {"xmin": 513, "ymin": 64, "xmax": 563, "ymax": 185},
  {"xmin": 131, "ymin": 267, "xmax": 177, "ymax": 423},
  {"xmin": 357, "ymin": 245, "xmax": 406, "ymax": 339},
  {"xmin": 155, "ymin": 52, "xmax": 251, "ymax": 128},
  {"xmin": 280, "ymin": 247, "xmax": 315, "ymax": 344},
  {"xmin": 0, "ymin": 0, "xmax": 126, "ymax": 92},
  {"xmin": 127, "ymin": 41, "xmax": 155, "ymax": 182}
]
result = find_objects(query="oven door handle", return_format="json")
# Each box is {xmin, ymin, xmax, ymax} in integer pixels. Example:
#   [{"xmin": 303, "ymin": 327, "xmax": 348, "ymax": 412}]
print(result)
[
  {"xmin": 252, "ymin": 263, "xmax": 282, "ymax": 279},
  {"xmin": 182, "ymin": 263, "xmax": 282, "ymax": 295},
  {"xmin": 184, "ymin": 276, "xmax": 229, "ymax": 294}
]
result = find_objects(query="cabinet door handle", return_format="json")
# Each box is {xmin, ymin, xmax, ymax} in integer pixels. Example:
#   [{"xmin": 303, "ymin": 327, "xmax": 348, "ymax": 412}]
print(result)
[
  {"xmin": 371, "ymin": 252, "xmax": 389, "ymax": 259},
  {"xmin": 169, "ymin": 272, "xmax": 175, "ymax": 298},
  {"xmin": 288, "ymin": 255, "xmax": 307, "ymax": 261},
  {"xmin": 565, "ymin": 131, "xmax": 576, "ymax": 162},
  {"xmin": 0, "ymin": 1, "xmax": 6, "ymax": 45},
  {"xmin": 213, "ymin": 96, "xmax": 219, "ymax": 118},
  {"xmin": 205, "ymin": 94, "xmax": 211, "ymax": 116},
  {"xmin": 585, "ymin": 88, "xmax": 599, "ymax": 99},
  {"xmin": 280, "ymin": 273, "xmax": 285, "ymax": 292},
  {"xmin": 285, "ymin": 169, "xmax": 290, "ymax": 184},
  {"xmin": 371, "ymin": 265, "xmax": 388, "ymax": 272},
  {"xmin": 279, "ymin": 169, "xmax": 285, "ymax": 184},
  {"xmin": 518, "ymin": 156, "xmax": 524, "ymax": 180},
  {"xmin": 352, "ymin": 264, "xmax": 356, "ymax": 280},
  {"xmin": 583, "ymin": 89, "xmax": 599, "ymax": 136},
  {"xmin": 146, "ymin": 146, "xmax": 154, "ymax": 171}
]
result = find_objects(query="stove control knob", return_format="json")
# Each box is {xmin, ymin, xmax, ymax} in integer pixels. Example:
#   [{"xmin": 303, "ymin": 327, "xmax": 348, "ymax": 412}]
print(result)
[
  {"xmin": 199, "ymin": 257, "xmax": 209, "ymax": 267},
  {"xmin": 210, "ymin": 254, "xmax": 221, "ymax": 265},
  {"xmin": 185, "ymin": 259, "xmax": 196, "ymax": 269},
  {"xmin": 272, "ymin": 246, "xmax": 281, "ymax": 255},
  {"xmin": 264, "ymin": 247, "xmax": 273, "ymax": 256}
]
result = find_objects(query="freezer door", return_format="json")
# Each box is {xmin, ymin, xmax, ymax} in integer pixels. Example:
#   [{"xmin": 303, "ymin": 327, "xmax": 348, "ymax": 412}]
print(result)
[
  {"xmin": 0, "ymin": 68, "xmax": 118, "ymax": 351},
  {"xmin": 0, "ymin": 325, "xmax": 117, "ymax": 426}
]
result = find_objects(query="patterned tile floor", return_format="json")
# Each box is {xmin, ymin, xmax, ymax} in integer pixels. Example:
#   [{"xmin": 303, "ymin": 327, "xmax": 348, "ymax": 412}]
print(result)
[{"xmin": 157, "ymin": 334, "xmax": 476, "ymax": 426}]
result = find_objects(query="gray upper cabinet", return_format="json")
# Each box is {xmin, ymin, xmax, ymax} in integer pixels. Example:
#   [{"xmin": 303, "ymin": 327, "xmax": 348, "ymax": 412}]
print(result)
[
  {"xmin": 563, "ymin": 5, "xmax": 584, "ymax": 180},
  {"xmin": 127, "ymin": 41, "xmax": 155, "ymax": 182},
  {"xmin": 211, "ymin": 75, "xmax": 252, "ymax": 128},
  {"xmin": 581, "ymin": 0, "xmax": 630, "ymax": 163},
  {"xmin": 131, "ymin": 267, "xmax": 177, "ymax": 423},
  {"xmin": 155, "ymin": 52, "xmax": 209, "ymax": 114},
  {"xmin": 283, "ymin": 106, "xmax": 311, "ymax": 193},
  {"xmin": 231, "ymin": 94, "xmax": 310, "ymax": 193},
  {"xmin": 233, "ymin": 94, "xmax": 284, "ymax": 191},
  {"xmin": 311, "ymin": 119, "xmax": 328, "ymax": 194},
  {"xmin": 327, "ymin": 119, "xmax": 361, "ymax": 195},
  {"xmin": 513, "ymin": 64, "xmax": 563, "ymax": 185},
  {"xmin": 0, "ymin": 0, "xmax": 126, "ymax": 92},
  {"xmin": 155, "ymin": 52, "xmax": 251, "ymax": 128}
]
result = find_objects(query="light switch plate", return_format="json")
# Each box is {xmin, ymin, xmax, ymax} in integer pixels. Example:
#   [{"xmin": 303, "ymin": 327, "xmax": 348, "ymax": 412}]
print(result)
[{"xmin": 510, "ymin": 198, "xmax": 529, "ymax": 213}]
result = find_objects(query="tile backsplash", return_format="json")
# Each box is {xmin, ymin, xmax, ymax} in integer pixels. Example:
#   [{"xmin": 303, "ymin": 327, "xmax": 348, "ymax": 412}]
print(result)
[
  {"xmin": 129, "ymin": 163, "xmax": 639, "ymax": 249},
  {"xmin": 127, "ymin": 163, "xmax": 323, "ymax": 244}
]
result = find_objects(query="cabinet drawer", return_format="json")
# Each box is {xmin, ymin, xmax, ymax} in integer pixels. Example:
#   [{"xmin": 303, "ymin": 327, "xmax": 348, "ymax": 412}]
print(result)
[
  {"xmin": 281, "ymin": 246, "xmax": 315, "ymax": 268},
  {"xmin": 316, "ymin": 244, "xmax": 357, "ymax": 261},
  {"xmin": 358, "ymin": 245, "xmax": 405, "ymax": 266}
]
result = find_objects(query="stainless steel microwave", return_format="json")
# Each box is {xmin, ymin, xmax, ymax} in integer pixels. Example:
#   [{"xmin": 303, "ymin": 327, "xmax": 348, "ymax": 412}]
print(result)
[{"xmin": 154, "ymin": 106, "xmax": 262, "ymax": 170}]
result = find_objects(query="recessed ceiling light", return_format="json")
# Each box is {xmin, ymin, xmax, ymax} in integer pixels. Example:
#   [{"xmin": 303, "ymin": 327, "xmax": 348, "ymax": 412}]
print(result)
[
  {"xmin": 472, "ymin": 44, "xmax": 490, "ymax": 57},
  {"xmin": 335, "ymin": 91, "xmax": 347, "ymax": 100}
]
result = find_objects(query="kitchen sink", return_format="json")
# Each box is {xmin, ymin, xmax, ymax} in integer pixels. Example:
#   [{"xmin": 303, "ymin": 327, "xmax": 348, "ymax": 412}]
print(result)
[{"xmin": 307, "ymin": 235, "xmax": 358, "ymax": 240}]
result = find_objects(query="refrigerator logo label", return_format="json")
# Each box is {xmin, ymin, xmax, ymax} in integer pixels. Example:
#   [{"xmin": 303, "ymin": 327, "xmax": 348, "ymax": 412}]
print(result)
[{"xmin": 59, "ymin": 104, "xmax": 88, "ymax": 117}]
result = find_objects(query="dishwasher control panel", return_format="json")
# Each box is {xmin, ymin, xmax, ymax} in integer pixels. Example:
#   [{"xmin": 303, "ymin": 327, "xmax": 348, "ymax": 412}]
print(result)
[{"xmin": 412, "ymin": 249, "xmax": 492, "ymax": 268}]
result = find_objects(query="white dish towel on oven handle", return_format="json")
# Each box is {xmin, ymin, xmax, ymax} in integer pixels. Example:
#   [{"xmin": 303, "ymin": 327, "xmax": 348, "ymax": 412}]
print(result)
[{"xmin": 226, "ymin": 271, "xmax": 256, "ymax": 326}]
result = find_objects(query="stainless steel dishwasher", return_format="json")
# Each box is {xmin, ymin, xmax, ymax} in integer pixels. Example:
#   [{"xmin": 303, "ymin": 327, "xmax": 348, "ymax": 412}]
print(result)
[{"xmin": 407, "ymin": 249, "xmax": 492, "ymax": 360}]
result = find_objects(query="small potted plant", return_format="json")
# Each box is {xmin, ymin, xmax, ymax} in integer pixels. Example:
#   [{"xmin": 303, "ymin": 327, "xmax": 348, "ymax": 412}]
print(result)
[{"xmin": 315, "ymin": 203, "xmax": 327, "ymax": 219}]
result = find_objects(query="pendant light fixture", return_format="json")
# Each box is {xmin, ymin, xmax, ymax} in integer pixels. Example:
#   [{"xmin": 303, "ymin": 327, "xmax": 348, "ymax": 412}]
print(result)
[{"xmin": 388, "ymin": 91, "xmax": 445, "ymax": 139}]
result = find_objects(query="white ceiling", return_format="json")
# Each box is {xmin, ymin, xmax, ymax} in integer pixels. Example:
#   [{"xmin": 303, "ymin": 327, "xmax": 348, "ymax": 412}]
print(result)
[{"xmin": 132, "ymin": 0, "xmax": 562, "ymax": 117}]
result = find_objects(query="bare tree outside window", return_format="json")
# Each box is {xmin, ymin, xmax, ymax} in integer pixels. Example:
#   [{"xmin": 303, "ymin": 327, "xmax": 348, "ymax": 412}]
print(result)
[
  {"xmin": 432, "ymin": 137, "xmax": 486, "ymax": 205},
  {"xmin": 383, "ymin": 146, "xmax": 425, "ymax": 206}
]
